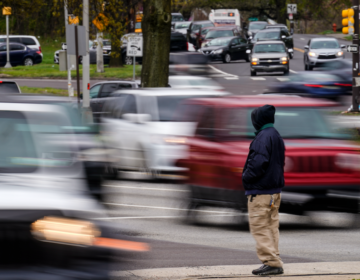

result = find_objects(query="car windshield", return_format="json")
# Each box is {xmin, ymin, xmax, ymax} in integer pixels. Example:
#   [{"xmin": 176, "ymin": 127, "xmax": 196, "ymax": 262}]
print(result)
[
  {"xmin": 205, "ymin": 30, "xmax": 234, "ymax": 39},
  {"xmin": 201, "ymin": 28, "xmax": 211, "ymax": 35},
  {"xmin": 175, "ymin": 22, "xmax": 190, "ymax": 29},
  {"xmin": 219, "ymin": 107, "xmax": 350, "ymax": 140},
  {"xmin": 156, "ymin": 95, "xmax": 217, "ymax": 121},
  {"xmin": 311, "ymin": 40, "xmax": 339, "ymax": 49},
  {"xmin": 254, "ymin": 31, "xmax": 279, "ymax": 40},
  {"xmin": 206, "ymin": 38, "xmax": 232, "ymax": 46},
  {"xmin": 0, "ymin": 82, "xmax": 20, "ymax": 94},
  {"xmin": 249, "ymin": 23, "xmax": 267, "ymax": 31},
  {"xmin": 172, "ymin": 15, "xmax": 184, "ymax": 22},
  {"xmin": 267, "ymin": 25, "xmax": 287, "ymax": 30},
  {"xmin": 254, "ymin": 44, "xmax": 286, "ymax": 53}
]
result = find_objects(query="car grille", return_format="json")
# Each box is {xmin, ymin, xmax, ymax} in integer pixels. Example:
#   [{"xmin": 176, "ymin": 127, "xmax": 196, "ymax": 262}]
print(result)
[
  {"xmin": 318, "ymin": 54, "xmax": 336, "ymax": 59},
  {"xmin": 291, "ymin": 155, "xmax": 347, "ymax": 173},
  {"xmin": 259, "ymin": 59, "xmax": 280, "ymax": 65}
]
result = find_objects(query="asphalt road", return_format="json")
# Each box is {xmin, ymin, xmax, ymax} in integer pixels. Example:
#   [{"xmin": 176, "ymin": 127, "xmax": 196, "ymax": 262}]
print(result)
[{"xmin": 103, "ymin": 177, "xmax": 360, "ymax": 271}]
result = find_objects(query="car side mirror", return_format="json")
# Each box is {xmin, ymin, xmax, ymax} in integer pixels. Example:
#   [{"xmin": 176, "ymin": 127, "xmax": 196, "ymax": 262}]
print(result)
[
  {"xmin": 304, "ymin": 45, "xmax": 309, "ymax": 50},
  {"xmin": 281, "ymin": 35, "xmax": 286, "ymax": 39},
  {"xmin": 246, "ymin": 49, "xmax": 251, "ymax": 54},
  {"xmin": 341, "ymin": 44, "xmax": 346, "ymax": 48}
]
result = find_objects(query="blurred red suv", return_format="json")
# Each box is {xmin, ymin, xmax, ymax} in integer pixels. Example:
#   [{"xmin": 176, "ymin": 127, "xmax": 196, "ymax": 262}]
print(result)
[{"xmin": 177, "ymin": 95, "xmax": 360, "ymax": 217}]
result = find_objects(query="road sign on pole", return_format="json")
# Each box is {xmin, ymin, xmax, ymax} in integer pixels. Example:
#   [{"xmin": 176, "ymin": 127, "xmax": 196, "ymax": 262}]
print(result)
[
  {"xmin": 347, "ymin": 44, "xmax": 358, "ymax": 52},
  {"xmin": 126, "ymin": 36, "xmax": 143, "ymax": 81},
  {"xmin": 287, "ymin": 4, "xmax": 297, "ymax": 14}
]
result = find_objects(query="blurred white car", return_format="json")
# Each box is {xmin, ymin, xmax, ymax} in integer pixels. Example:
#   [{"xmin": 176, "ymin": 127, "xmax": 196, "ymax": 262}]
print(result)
[
  {"xmin": 101, "ymin": 89, "xmax": 228, "ymax": 177},
  {"xmin": 169, "ymin": 76, "xmax": 224, "ymax": 90}
]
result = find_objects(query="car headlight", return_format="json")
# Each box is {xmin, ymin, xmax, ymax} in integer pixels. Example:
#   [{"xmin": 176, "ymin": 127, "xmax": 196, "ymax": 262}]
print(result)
[
  {"xmin": 308, "ymin": 52, "xmax": 318, "ymax": 57},
  {"xmin": 337, "ymin": 51, "xmax": 343, "ymax": 56},
  {"xmin": 212, "ymin": 49, "xmax": 223, "ymax": 54},
  {"xmin": 335, "ymin": 153, "xmax": 360, "ymax": 171},
  {"xmin": 247, "ymin": 31, "xmax": 252, "ymax": 36},
  {"xmin": 32, "ymin": 216, "xmax": 101, "ymax": 246},
  {"xmin": 251, "ymin": 57, "xmax": 258, "ymax": 62},
  {"xmin": 281, "ymin": 57, "xmax": 288, "ymax": 64}
]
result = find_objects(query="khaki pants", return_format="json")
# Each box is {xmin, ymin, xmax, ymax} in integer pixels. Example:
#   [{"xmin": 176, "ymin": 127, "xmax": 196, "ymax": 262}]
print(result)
[{"xmin": 248, "ymin": 193, "xmax": 283, "ymax": 268}]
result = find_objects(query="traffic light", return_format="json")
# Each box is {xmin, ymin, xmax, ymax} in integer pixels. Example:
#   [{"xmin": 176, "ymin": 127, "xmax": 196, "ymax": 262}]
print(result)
[{"xmin": 342, "ymin": 8, "xmax": 354, "ymax": 34}]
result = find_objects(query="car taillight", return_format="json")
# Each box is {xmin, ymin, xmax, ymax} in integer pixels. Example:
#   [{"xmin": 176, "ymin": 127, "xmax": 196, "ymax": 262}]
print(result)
[
  {"xmin": 304, "ymin": 84, "xmax": 323, "ymax": 88},
  {"xmin": 334, "ymin": 83, "xmax": 352, "ymax": 87},
  {"xmin": 36, "ymin": 51, "xmax": 41, "ymax": 54},
  {"xmin": 39, "ymin": 46, "xmax": 42, "ymax": 53},
  {"xmin": 0, "ymin": 81, "xmax": 2, "ymax": 83}
]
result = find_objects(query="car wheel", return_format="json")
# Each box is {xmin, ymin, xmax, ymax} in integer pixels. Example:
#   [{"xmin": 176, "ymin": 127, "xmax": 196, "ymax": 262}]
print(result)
[
  {"xmin": 309, "ymin": 65, "xmax": 313, "ymax": 71},
  {"xmin": 24, "ymin": 57, "xmax": 33, "ymax": 66},
  {"xmin": 223, "ymin": 53, "xmax": 231, "ymax": 63},
  {"xmin": 124, "ymin": 55, "xmax": 133, "ymax": 65},
  {"xmin": 250, "ymin": 70, "xmax": 256, "ymax": 76}
]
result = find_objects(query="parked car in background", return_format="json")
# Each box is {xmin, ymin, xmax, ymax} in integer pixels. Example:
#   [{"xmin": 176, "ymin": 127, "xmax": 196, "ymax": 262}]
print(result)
[
  {"xmin": 245, "ymin": 21, "xmax": 267, "ymax": 38},
  {"xmin": 0, "ymin": 81, "xmax": 21, "ymax": 94},
  {"xmin": 171, "ymin": 12, "xmax": 185, "ymax": 28},
  {"xmin": 0, "ymin": 43, "xmax": 42, "ymax": 66},
  {"xmin": 267, "ymin": 72, "xmax": 351, "ymax": 99},
  {"xmin": 200, "ymin": 26, "xmax": 241, "ymax": 48},
  {"xmin": 304, "ymin": 38, "xmax": 345, "ymax": 70},
  {"xmin": 177, "ymin": 95, "xmax": 360, "ymax": 222},
  {"xmin": 0, "ymin": 35, "xmax": 42, "ymax": 57},
  {"xmin": 89, "ymin": 81, "xmax": 140, "ymax": 122},
  {"xmin": 250, "ymin": 28, "xmax": 294, "ymax": 58},
  {"xmin": 168, "ymin": 76, "xmax": 224, "ymax": 91},
  {"xmin": 173, "ymin": 21, "xmax": 191, "ymax": 35},
  {"xmin": 101, "ymin": 89, "xmax": 228, "ymax": 178},
  {"xmin": 200, "ymin": 36, "xmax": 250, "ymax": 63},
  {"xmin": 187, "ymin": 21, "xmax": 215, "ymax": 46},
  {"xmin": 248, "ymin": 41, "xmax": 289, "ymax": 76}
]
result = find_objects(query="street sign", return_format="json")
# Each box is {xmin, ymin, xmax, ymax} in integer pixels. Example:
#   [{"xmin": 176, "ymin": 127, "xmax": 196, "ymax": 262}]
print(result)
[
  {"xmin": 287, "ymin": 4, "xmax": 297, "ymax": 14},
  {"xmin": 126, "ymin": 36, "xmax": 143, "ymax": 57},
  {"xmin": 66, "ymin": 25, "xmax": 87, "ymax": 56},
  {"xmin": 289, "ymin": 13, "xmax": 293, "ymax": 20},
  {"xmin": 2, "ymin": 7, "xmax": 11, "ymax": 15},
  {"xmin": 249, "ymin": 17, "xmax": 258, "ymax": 22},
  {"xmin": 93, "ymin": 13, "xmax": 109, "ymax": 31},
  {"xmin": 68, "ymin": 15, "xmax": 79, "ymax": 25},
  {"xmin": 346, "ymin": 44, "xmax": 358, "ymax": 53}
]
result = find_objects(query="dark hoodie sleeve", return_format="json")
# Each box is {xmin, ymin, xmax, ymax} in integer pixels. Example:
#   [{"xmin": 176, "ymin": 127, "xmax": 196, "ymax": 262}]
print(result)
[{"xmin": 242, "ymin": 139, "xmax": 271, "ymax": 183}]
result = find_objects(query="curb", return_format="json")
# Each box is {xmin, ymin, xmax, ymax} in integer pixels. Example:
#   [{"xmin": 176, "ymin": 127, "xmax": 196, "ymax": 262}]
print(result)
[{"xmin": 111, "ymin": 262, "xmax": 360, "ymax": 280}]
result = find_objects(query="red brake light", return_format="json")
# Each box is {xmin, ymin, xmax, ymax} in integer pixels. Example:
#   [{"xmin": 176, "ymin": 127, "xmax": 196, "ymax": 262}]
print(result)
[
  {"xmin": 36, "ymin": 51, "xmax": 41, "ymax": 54},
  {"xmin": 334, "ymin": 83, "xmax": 352, "ymax": 87},
  {"xmin": 186, "ymin": 42, "xmax": 189, "ymax": 51},
  {"xmin": 39, "ymin": 46, "xmax": 42, "ymax": 53},
  {"xmin": 0, "ymin": 81, "xmax": 2, "ymax": 83},
  {"xmin": 304, "ymin": 84, "xmax": 323, "ymax": 88}
]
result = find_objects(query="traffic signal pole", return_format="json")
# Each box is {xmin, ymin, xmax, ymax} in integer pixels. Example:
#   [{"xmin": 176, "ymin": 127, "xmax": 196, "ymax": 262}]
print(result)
[{"xmin": 352, "ymin": 0, "xmax": 359, "ymax": 112}]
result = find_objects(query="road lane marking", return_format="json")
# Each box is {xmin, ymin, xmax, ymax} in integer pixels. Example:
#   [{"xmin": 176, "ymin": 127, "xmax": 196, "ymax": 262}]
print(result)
[
  {"xmin": 208, "ymin": 65, "xmax": 238, "ymax": 78},
  {"xmin": 290, "ymin": 69, "xmax": 298, "ymax": 73},
  {"xmin": 104, "ymin": 184, "xmax": 189, "ymax": 192},
  {"xmin": 277, "ymin": 78, "xmax": 290, "ymax": 81},
  {"xmin": 251, "ymin": 77, "xmax": 266, "ymax": 80},
  {"xmin": 225, "ymin": 77, "xmax": 239, "ymax": 80},
  {"xmin": 103, "ymin": 202, "xmax": 234, "ymax": 214},
  {"xmin": 294, "ymin": 47, "xmax": 305, "ymax": 53},
  {"xmin": 300, "ymin": 38, "xmax": 305, "ymax": 40}
]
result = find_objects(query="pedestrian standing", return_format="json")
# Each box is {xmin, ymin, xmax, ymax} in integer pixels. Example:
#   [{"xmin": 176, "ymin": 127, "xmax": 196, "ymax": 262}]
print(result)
[{"xmin": 242, "ymin": 105, "xmax": 285, "ymax": 276}]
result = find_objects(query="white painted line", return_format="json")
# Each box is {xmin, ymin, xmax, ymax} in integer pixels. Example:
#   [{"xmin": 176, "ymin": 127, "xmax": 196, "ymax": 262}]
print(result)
[
  {"xmin": 290, "ymin": 69, "xmax": 298, "ymax": 73},
  {"xmin": 300, "ymin": 38, "xmax": 305, "ymax": 40},
  {"xmin": 208, "ymin": 65, "xmax": 238, "ymax": 78},
  {"xmin": 277, "ymin": 78, "xmax": 290, "ymax": 81},
  {"xmin": 103, "ymin": 202, "xmax": 234, "ymax": 214},
  {"xmin": 104, "ymin": 184, "xmax": 188, "ymax": 192},
  {"xmin": 251, "ymin": 77, "xmax": 266, "ymax": 80},
  {"xmin": 224, "ymin": 77, "xmax": 239, "ymax": 80}
]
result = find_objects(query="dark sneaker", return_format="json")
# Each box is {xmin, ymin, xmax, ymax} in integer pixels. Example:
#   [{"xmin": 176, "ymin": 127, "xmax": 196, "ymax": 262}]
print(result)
[{"xmin": 252, "ymin": 264, "xmax": 284, "ymax": 276}]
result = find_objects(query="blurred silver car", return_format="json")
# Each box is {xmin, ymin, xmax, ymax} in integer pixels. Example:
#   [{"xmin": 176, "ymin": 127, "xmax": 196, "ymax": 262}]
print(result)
[{"xmin": 304, "ymin": 38, "xmax": 345, "ymax": 71}]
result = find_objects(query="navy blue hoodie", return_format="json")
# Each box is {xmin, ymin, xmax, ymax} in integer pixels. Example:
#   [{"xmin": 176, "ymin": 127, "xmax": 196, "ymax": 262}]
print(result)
[{"xmin": 242, "ymin": 105, "xmax": 285, "ymax": 195}]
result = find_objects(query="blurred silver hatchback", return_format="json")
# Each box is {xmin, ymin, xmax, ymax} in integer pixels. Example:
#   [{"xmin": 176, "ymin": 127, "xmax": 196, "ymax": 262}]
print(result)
[{"xmin": 304, "ymin": 38, "xmax": 345, "ymax": 71}]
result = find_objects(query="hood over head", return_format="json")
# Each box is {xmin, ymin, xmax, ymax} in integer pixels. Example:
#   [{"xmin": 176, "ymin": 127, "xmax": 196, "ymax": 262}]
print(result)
[{"xmin": 251, "ymin": 104, "xmax": 275, "ymax": 131}]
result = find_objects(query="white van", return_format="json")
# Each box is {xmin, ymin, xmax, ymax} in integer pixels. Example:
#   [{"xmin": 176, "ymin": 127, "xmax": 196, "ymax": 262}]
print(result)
[
  {"xmin": 209, "ymin": 9, "xmax": 241, "ymax": 29},
  {"xmin": 0, "ymin": 35, "xmax": 42, "ymax": 57}
]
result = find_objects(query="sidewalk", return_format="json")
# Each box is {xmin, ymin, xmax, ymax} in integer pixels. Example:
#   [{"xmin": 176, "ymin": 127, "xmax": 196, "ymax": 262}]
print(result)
[{"xmin": 113, "ymin": 262, "xmax": 360, "ymax": 280}]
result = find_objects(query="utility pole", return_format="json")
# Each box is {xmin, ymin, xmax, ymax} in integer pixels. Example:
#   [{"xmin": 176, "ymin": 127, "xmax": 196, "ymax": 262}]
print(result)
[
  {"xmin": 64, "ymin": 1, "xmax": 74, "ymax": 97},
  {"xmin": 96, "ymin": 32, "xmax": 104, "ymax": 73},
  {"xmin": 352, "ymin": 0, "xmax": 359, "ymax": 112},
  {"xmin": 3, "ymin": 7, "xmax": 12, "ymax": 68},
  {"xmin": 82, "ymin": 0, "xmax": 90, "ymax": 108}
]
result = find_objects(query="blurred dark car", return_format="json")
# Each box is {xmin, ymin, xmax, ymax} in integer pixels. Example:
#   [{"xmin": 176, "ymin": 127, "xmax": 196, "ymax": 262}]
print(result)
[
  {"xmin": 0, "ymin": 42, "xmax": 42, "ymax": 66},
  {"xmin": 199, "ymin": 26, "xmax": 242, "ymax": 48},
  {"xmin": 177, "ymin": 95, "xmax": 360, "ymax": 222},
  {"xmin": 268, "ymin": 72, "xmax": 351, "ymax": 98},
  {"xmin": 250, "ymin": 28, "xmax": 294, "ymax": 58},
  {"xmin": 187, "ymin": 21, "xmax": 215, "ymax": 46},
  {"xmin": 0, "ymin": 81, "xmax": 21, "ymax": 93},
  {"xmin": 245, "ymin": 21, "xmax": 267, "ymax": 38},
  {"xmin": 265, "ymin": 23, "xmax": 289, "ymax": 32},
  {"xmin": 0, "ymin": 94, "xmax": 149, "ymax": 279},
  {"xmin": 121, "ymin": 31, "xmax": 188, "ymax": 65},
  {"xmin": 200, "ymin": 36, "xmax": 250, "ymax": 63}
]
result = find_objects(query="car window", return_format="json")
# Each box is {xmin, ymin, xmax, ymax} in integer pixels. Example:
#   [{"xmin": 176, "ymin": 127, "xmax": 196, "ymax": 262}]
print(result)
[
  {"xmin": 240, "ymin": 37, "xmax": 248, "ymax": 44},
  {"xmin": 205, "ymin": 30, "xmax": 234, "ymax": 39},
  {"xmin": 0, "ymin": 82, "xmax": 20, "ymax": 94},
  {"xmin": 207, "ymin": 37, "xmax": 232, "ymax": 46},
  {"xmin": 249, "ymin": 22, "xmax": 267, "ymax": 31},
  {"xmin": 119, "ymin": 83, "xmax": 133, "ymax": 89},
  {"xmin": 254, "ymin": 31, "xmax": 280, "ymax": 40},
  {"xmin": 103, "ymin": 96, "xmax": 127, "ymax": 119},
  {"xmin": 10, "ymin": 44, "xmax": 25, "ymax": 51},
  {"xmin": 22, "ymin": 37, "xmax": 36, "ymax": 45},
  {"xmin": 121, "ymin": 94, "xmax": 137, "ymax": 117},
  {"xmin": 310, "ymin": 40, "xmax": 339, "ymax": 49},
  {"xmin": 231, "ymin": 39, "xmax": 239, "ymax": 45},
  {"xmin": 90, "ymin": 84, "xmax": 101, "ymax": 99},
  {"xmin": 99, "ymin": 83, "xmax": 119, "ymax": 98},
  {"xmin": 195, "ymin": 107, "xmax": 215, "ymax": 138},
  {"xmin": 192, "ymin": 24, "xmax": 200, "ymax": 31},
  {"xmin": 9, "ymin": 38, "xmax": 21, "ymax": 43},
  {"xmin": 175, "ymin": 22, "xmax": 190, "ymax": 29},
  {"xmin": 0, "ymin": 45, "xmax": 6, "ymax": 52},
  {"xmin": 201, "ymin": 22, "xmax": 214, "ymax": 28},
  {"xmin": 172, "ymin": 15, "xmax": 184, "ymax": 21},
  {"xmin": 253, "ymin": 43, "xmax": 286, "ymax": 53},
  {"xmin": 219, "ymin": 108, "xmax": 248, "ymax": 139}
]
